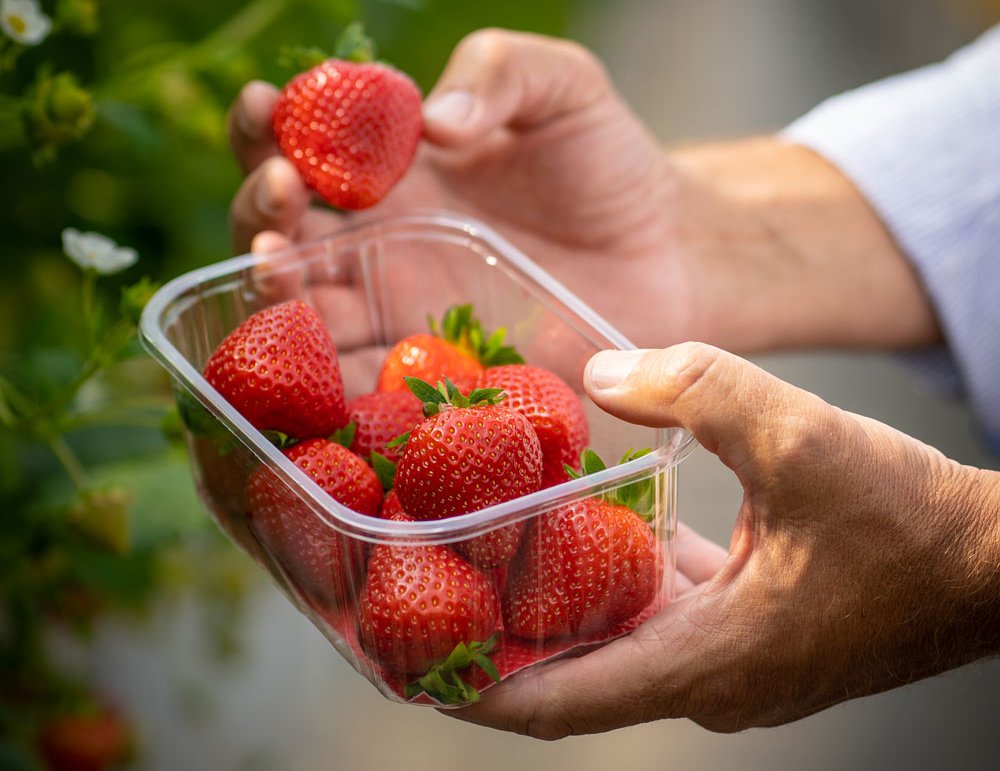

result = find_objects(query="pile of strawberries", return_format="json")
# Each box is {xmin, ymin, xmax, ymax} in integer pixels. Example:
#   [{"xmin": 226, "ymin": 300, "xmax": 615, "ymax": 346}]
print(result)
[{"xmin": 198, "ymin": 300, "xmax": 662, "ymax": 704}]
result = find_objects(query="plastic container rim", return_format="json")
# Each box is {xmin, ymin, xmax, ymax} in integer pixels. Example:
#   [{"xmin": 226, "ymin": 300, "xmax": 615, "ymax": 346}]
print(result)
[{"xmin": 139, "ymin": 210, "xmax": 697, "ymax": 544}]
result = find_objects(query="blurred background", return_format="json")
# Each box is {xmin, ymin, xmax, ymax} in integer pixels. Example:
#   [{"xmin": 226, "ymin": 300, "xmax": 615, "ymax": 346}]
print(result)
[{"xmin": 1, "ymin": 0, "xmax": 998, "ymax": 769}]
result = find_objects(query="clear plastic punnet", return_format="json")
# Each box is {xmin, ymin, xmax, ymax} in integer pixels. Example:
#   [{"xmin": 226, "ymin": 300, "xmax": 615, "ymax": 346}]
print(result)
[{"xmin": 140, "ymin": 212, "xmax": 694, "ymax": 707}]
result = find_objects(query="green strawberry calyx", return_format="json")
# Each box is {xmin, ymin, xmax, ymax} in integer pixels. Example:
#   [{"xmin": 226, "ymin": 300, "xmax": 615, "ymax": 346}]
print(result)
[
  {"xmin": 403, "ymin": 634, "xmax": 501, "ymax": 704},
  {"xmin": 565, "ymin": 448, "xmax": 657, "ymax": 521},
  {"xmin": 278, "ymin": 21, "xmax": 376, "ymax": 72},
  {"xmin": 370, "ymin": 450, "xmax": 396, "ymax": 492},
  {"xmin": 403, "ymin": 376, "xmax": 506, "ymax": 418},
  {"xmin": 430, "ymin": 304, "xmax": 524, "ymax": 368}
]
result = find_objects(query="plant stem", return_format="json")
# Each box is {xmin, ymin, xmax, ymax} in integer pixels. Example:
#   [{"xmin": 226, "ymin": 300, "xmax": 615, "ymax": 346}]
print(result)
[
  {"xmin": 48, "ymin": 435, "xmax": 90, "ymax": 490},
  {"xmin": 81, "ymin": 269, "xmax": 97, "ymax": 352}
]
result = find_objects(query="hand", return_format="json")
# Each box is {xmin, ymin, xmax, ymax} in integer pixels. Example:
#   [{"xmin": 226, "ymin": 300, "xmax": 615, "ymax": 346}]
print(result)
[
  {"xmin": 228, "ymin": 29, "xmax": 695, "ymax": 348},
  {"xmin": 448, "ymin": 343, "xmax": 1000, "ymax": 738},
  {"xmin": 229, "ymin": 29, "xmax": 942, "ymax": 354}
]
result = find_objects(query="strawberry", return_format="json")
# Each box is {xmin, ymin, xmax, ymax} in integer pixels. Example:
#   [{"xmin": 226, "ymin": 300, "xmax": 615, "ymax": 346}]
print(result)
[
  {"xmin": 376, "ymin": 304, "xmax": 522, "ymax": 394},
  {"xmin": 203, "ymin": 299, "xmax": 347, "ymax": 440},
  {"xmin": 502, "ymin": 450, "xmax": 661, "ymax": 640},
  {"xmin": 37, "ymin": 707, "xmax": 131, "ymax": 771},
  {"xmin": 272, "ymin": 23, "xmax": 422, "ymax": 210},
  {"xmin": 345, "ymin": 389, "xmax": 424, "ymax": 463},
  {"xmin": 477, "ymin": 364, "xmax": 590, "ymax": 487},
  {"xmin": 393, "ymin": 379, "xmax": 543, "ymax": 568},
  {"xmin": 357, "ymin": 504, "xmax": 502, "ymax": 703},
  {"xmin": 247, "ymin": 437, "xmax": 379, "ymax": 609}
]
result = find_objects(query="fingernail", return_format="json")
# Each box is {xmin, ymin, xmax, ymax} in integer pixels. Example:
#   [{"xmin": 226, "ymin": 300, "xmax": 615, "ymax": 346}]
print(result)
[
  {"xmin": 587, "ymin": 349, "xmax": 648, "ymax": 392},
  {"xmin": 255, "ymin": 161, "xmax": 283, "ymax": 217},
  {"xmin": 423, "ymin": 90, "xmax": 476, "ymax": 127},
  {"xmin": 236, "ymin": 81, "xmax": 269, "ymax": 140}
]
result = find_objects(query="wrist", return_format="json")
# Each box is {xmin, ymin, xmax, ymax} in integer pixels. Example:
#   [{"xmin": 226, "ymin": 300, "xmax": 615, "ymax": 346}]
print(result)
[
  {"xmin": 933, "ymin": 461, "xmax": 1000, "ymax": 663},
  {"xmin": 665, "ymin": 136, "xmax": 942, "ymax": 353}
]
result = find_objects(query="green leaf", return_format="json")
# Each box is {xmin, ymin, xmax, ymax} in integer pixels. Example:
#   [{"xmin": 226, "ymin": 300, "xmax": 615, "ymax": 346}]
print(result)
[
  {"xmin": 403, "ymin": 634, "xmax": 500, "ymax": 705},
  {"xmin": 278, "ymin": 45, "xmax": 329, "ymax": 71},
  {"xmin": 385, "ymin": 431, "xmax": 410, "ymax": 450},
  {"xmin": 329, "ymin": 422, "xmax": 356, "ymax": 449},
  {"xmin": 404, "ymin": 376, "xmax": 448, "ymax": 406},
  {"xmin": 370, "ymin": 451, "xmax": 396, "ymax": 491},
  {"xmin": 579, "ymin": 448, "xmax": 607, "ymax": 476},
  {"xmin": 333, "ymin": 21, "xmax": 375, "ymax": 62},
  {"xmin": 261, "ymin": 430, "xmax": 296, "ymax": 450}
]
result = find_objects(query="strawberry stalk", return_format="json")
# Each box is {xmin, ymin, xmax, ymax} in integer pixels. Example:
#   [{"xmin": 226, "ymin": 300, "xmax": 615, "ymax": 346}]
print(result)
[
  {"xmin": 565, "ymin": 448, "xmax": 657, "ymax": 521},
  {"xmin": 403, "ymin": 634, "xmax": 501, "ymax": 704},
  {"xmin": 278, "ymin": 21, "xmax": 375, "ymax": 71},
  {"xmin": 430, "ymin": 304, "xmax": 524, "ymax": 368},
  {"xmin": 403, "ymin": 376, "xmax": 506, "ymax": 417}
]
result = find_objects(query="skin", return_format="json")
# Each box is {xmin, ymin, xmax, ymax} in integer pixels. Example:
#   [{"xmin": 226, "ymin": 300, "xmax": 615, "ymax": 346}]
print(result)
[{"xmin": 227, "ymin": 28, "xmax": 1000, "ymax": 738}]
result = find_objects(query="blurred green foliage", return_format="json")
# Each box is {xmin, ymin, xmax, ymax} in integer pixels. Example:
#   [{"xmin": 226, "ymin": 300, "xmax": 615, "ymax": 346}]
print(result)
[{"xmin": 0, "ymin": 0, "xmax": 576, "ymax": 766}]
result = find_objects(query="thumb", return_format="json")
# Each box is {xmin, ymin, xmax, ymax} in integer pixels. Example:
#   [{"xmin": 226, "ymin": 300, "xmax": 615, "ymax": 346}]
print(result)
[
  {"xmin": 422, "ymin": 28, "xmax": 612, "ymax": 146},
  {"xmin": 583, "ymin": 343, "xmax": 833, "ymax": 468}
]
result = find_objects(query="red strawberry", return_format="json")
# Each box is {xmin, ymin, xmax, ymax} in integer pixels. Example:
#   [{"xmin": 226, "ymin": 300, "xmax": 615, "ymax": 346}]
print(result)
[
  {"xmin": 203, "ymin": 300, "xmax": 347, "ymax": 440},
  {"xmin": 477, "ymin": 364, "xmax": 590, "ymax": 487},
  {"xmin": 346, "ymin": 390, "xmax": 424, "ymax": 462},
  {"xmin": 272, "ymin": 23, "xmax": 422, "ymax": 210},
  {"xmin": 376, "ymin": 304, "xmax": 522, "ymax": 393},
  {"xmin": 379, "ymin": 487, "xmax": 405, "ymax": 519},
  {"xmin": 247, "ymin": 438, "xmax": 379, "ymax": 609},
  {"xmin": 502, "ymin": 451, "xmax": 661, "ymax": 640},
  {"xmin": 37, "ymin": 707, "xmax": 131, "ymax": 771},
  {"xmin": 393, "ymin": 380, "xmax": 543, "ymax": 567},
  {"xmin": 358, "ymin": 505, "xmax": 502, "ymax": 702}
]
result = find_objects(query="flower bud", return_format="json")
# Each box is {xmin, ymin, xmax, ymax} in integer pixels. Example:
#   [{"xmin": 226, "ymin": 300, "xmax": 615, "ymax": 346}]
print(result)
[
  {"xmin": 68, "ymin": 486, "xmax": 132, "ymax": 554},
  {"xmin": 22, "ymin": 71, "xmax": 96, "ymax": 163}
]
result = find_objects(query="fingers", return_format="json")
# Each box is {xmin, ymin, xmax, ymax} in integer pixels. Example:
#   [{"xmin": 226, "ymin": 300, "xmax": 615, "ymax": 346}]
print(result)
[
  {"xmin": 229, "ymin": 156, "xmax": 313, "ymax": 254},
  {"xmin": 448, "ymin": 594, "xmax": 707, "ymax": 738},
  {"xmin": 228, "ymin": 80, "xmax": 281, "ymax": 175},
  {"xmin": 583, "ymin": 343, "xmax": 831, "ymax": 471},
  {"xmin": 674, "ymin": 520, "xmax": 727, "ymax": 589},
  {"xmin": 422, "ymin": 28, "xmax": 612, "ymax": 147}
]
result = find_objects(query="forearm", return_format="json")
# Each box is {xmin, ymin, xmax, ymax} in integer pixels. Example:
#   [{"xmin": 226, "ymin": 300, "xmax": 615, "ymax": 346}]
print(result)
[{"xmin": 665, "ymin": 136, "xmax": 942, "ymax": 354}]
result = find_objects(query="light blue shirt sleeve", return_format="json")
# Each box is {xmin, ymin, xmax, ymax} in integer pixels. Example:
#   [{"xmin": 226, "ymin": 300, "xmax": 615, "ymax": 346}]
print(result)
[{"xmin": 781, "ymin": 24, "xmax": 1000, "ymax": 451}]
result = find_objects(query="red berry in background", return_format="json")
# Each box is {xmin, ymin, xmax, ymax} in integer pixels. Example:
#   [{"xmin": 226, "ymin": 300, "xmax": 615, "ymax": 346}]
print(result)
[
  {"xmin": 37, "ymin": 707, "xmax": 130, "ymax": 771},
  {"xmin": 346, "ymin": 390, "xmax": 424, "ymax": 462},
  {"xmin": 203, "ymin": 300, "xmax": 347, "ymax": 440},
  {"xmin": 247, "ymin": 438, "xmax": 380, "ymax": 609},
  {"xmin": 377, "ymin": 333, "xmax": 484, "ymax": 394},
  {"xmin": 376, "ymin": 304, "xmax": 523, "ymax": 394},
  {"xmin": 477, "ymin": 364, "xmax": 590, "ymax": 487},
  {"xmin": 272, "ymin": 23, "xmax": 422, "ymax": 210}
]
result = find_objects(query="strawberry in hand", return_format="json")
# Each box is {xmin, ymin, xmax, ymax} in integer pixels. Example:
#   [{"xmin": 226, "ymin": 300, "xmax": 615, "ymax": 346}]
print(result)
[
  {"xmin": 376, "ymin": 304, "xmax": 523, "ymax": 394},
  {"xmin": 503, "ymin": 449, "xmax": 661, "ymax": 640},
  {"xmin": 392, "ymin": 378, "xmax": 543, "ymax": 568},
  {"xmin": 202, "ymin": 299, "xmax": 348, "ymax": 440},
  {"xmin": 272, "ymin": 23, "xmax": 422, "ymax": 210}
]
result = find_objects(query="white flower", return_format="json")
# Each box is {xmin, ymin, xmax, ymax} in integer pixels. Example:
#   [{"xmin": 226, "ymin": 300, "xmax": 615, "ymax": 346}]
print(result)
[
  {"xmin": 1, "ymin": 0, "xmax": 52, "ymax": 45},
  {"xmin": 62, "ymin": 228, "xmax": 139, "ymax": 275}
]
